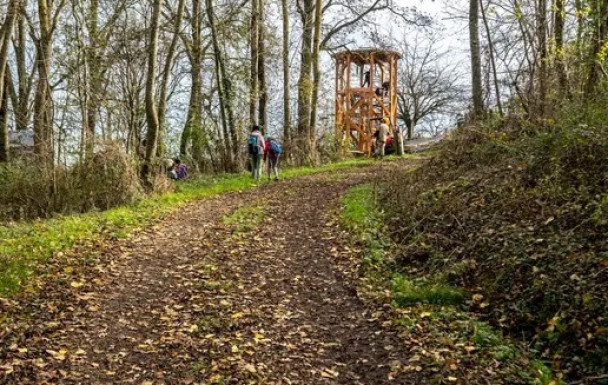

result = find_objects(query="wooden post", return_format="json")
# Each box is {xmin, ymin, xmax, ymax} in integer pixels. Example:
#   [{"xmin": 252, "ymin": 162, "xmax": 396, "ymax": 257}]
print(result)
[
  {"xmin": 368, "ymin": 53, "xmax": 376, "ymax": 156},
  {"xmin": 345, "ymin": 55, "xmax": 352, "ymax": 153},
  {"xmin": 335, "ymin": 59, "xmax": 341, "ymax": 154}
]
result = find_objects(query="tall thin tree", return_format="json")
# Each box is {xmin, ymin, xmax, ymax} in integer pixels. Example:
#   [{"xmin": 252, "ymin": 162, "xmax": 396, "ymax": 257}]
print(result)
[
  {"xmin": 281, "ymin": 0, "xmax": 291, "ymax": 149},
  {"xmin": 144, "ymin": 0, "xmax": 161, "ymax": 174},
  {"xmin": 469, "ymin": 0, "xmax": 484, "ymax": 119}
]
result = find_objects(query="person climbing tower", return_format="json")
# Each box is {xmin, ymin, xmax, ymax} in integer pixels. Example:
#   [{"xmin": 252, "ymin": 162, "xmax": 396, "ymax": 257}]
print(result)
[{"xmin": 362, "ymin": 70, "xmax": 370, "ymax": 87}]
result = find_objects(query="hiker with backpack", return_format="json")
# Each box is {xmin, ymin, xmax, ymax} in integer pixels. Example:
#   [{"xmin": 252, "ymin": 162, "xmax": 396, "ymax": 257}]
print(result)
[
  {"xmin": 264, "ymin": 136, "xmax": 282, "ymax": 181},
  {"xmin": 168, "ymin": 158, "xmax": 188, "ymax": 180},
  {"xmin": 248, "ymin": 125, "xmax": 265, "ymax": 180}
]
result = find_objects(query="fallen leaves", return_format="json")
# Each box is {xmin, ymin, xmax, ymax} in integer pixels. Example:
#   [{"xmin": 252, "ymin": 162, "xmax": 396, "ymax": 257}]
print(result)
[{"xmin": 1, "ymin": 164, "xmax": 439, "ymax": 384}]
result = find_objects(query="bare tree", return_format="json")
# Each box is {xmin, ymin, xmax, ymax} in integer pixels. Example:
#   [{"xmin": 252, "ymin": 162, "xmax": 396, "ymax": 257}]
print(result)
[
  {"xmin": 0, "ymin": 0, "xmax": 20, "ymax": 162},
  {"xmin": 206, "ymin": 0, "xmax": 237, "ymax": 169},
  {"xmin": 480, "ymin": 0, "xmax": 503, "ymax": 116},
  {"xmin": 470, "ymin": 0, "xmax": 484, "ymax": 119},
  {"xmin": 398, "ymin": 34, "xmax": 464, "ymax": 139},
  {"xmin": 157, "ymin": 0, "xmax": 186, "ymax": 157},
  {"xmin": 33, "ymin": 0, "xmax": 68, "ymax": 166},
  {"xmin": 144, "ymin": 0, "xmax": 161, "ymax": 174},
  {"xmin": 249, "ymin": 0, "xmax": 259, "ymax": 128},
  {"xmin": 281, "ymin": 0, "xmax": 291, "ymax": 151},
  {"xmin": 257, "ymin": 0, "xmax": 267, "ymax": 131}
]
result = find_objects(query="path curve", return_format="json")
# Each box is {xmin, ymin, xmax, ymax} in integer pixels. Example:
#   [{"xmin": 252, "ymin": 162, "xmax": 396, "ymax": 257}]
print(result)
[{"xmin": 1, "ymin": 162, "xmax": 421, "ymax": 384}]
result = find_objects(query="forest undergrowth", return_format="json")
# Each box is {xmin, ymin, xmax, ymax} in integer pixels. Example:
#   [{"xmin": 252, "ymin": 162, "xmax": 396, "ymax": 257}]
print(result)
[
  {"xmin": 380, "ymin": 111, "xmax": 608, "ymax": 382},
  {"xmin": 339, "ymin": 184, "xmax": 558, "ymax": 385}
]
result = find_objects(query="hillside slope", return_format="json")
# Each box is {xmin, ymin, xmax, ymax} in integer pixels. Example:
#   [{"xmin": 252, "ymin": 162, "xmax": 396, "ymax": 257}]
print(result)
[{"xmin": 381, "ymin": 124, "xmax": 608, "ymax": 381}]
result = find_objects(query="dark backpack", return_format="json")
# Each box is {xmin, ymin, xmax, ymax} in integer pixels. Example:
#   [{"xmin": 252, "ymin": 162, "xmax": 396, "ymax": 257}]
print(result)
[
  {"xmin": 270, "ymin": 139, "xmax": 282, "ymax": 155},
  {"xmin": 248, "ymin": 134, "xmax": 260, "ymax": 155}
]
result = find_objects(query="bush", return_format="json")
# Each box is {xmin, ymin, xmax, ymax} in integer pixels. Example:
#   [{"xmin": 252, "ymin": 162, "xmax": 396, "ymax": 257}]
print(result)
[
  {"xmin": 380, "ymin": 120, "xmax": 608, "ymax": 381},
  {"xmin": 0, "ymin": 145, "xmax": 146, "ymax": 221}
]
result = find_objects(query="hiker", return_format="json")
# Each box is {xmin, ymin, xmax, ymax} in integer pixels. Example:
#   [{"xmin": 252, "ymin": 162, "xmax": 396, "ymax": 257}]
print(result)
[
  {"xmin": 175, "ymin": 159, "xmax": 188, "ymax": 180},
  {"xmin": 248, "ymin": 125, "xmax": 265, "ymax": 181},
  {"xmin": 382, "ymin": 80, "xmax": 390, "ymax": 96},
  {"xmin": 169, "ymin": 158, "xmax": 188, "ymax": 180},
  {"xmin": 362, "ymin": 70, "xmax": 370, "ymax": 87},
  {"xmin": 376, "ymin": 118, "xmax": 390, "ymax": 159},
  {"xmin": 264, "ymin": 136, "xmax": 282, "ymax": 181},
  {"xmin": 164, "ymin": 158, "xmax": 175, "ymax": 178}
]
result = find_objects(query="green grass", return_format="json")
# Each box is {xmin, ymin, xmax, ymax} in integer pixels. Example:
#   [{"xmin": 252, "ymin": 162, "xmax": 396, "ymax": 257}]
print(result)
[
  {"xmin": 340, "ymin": 184, "xmax": 382, "ymax": 235},
  {"xmin": 391, "ymin": 274, "xmax": 465, "ymax": 306},
  {"xmin": 0, "ymin": 158, "xmax": 376, "ymax": 298},
  {"xmin": 222, "ymin": 205, "xmax": 265, "ymax": 235},
  {"xmin": 340, "ymin": 183, "xmax": 463, "ymax": 306}
]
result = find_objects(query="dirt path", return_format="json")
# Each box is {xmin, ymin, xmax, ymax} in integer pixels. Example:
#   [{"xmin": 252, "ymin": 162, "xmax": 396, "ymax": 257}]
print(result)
[{"xmin": 1, "ymin": 161, "xmax": 421, "ymax": 384}]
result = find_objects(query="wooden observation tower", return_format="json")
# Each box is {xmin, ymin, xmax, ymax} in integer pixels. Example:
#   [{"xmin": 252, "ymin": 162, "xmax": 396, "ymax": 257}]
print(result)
[{"xmin": 334, "ymin": 49, "xmax": 401, "ymax": 155}]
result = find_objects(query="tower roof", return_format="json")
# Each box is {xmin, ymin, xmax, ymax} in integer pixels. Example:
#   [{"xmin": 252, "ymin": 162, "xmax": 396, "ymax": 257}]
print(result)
[{"xmin": 333, "ymin": 48, "xmax": 402, "ymax": 65}]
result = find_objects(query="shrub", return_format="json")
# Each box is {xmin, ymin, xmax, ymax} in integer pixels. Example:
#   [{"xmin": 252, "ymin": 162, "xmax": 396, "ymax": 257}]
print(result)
[
  {"xmin": 0, "ymin": 145, "xmax": 146, "ymax": 221},
  {"xmin": 380, "ymin": 119, "xmax": 608, "ymax": 381}
]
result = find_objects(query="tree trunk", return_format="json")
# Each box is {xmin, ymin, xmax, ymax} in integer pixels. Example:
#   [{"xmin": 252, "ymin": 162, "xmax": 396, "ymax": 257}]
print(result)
[
  {"xmin": 308, "ymin": 0, "xmax": 322, "ymax": 164},
  {"xmin": 144, "ymin": 0, "xmax": 161, "ymax": 174},
  {"xmin": 158, "ymin": 0, "xmax": 186, "ymax": 157},
  {"xmin": 180, "ymin": 0, "xmax": 201, "ymax": 157},
  {"xmin": 480, "ymin": 0, "xmax": 503, "ymax": 116},
  {"xmin": 469, "ymin": 0, "xmax": 484, "ymax": 119},
  {"xmin": 535, "ymin": 0, "xmax": 548, "ymax": 117},
  {"xmin": 84, "ymin": 0, "xmax": 99, "ymax": 157},
  {"xmin": 0, "ymin": 75, "xmax": 9, "ymax": 162},
  {"xmin": 585, "ymin": 0, "xmax": 608, "ymax": 96},
  {"xmin": 257, "ymin": 0, "xmax": 267, "ymax": 132},
  {"xmin": 281, "ymin": 0, "xmax": 291, "ymax": 151},
  {"xmin": 249, "ymin": 0, "xmax": 259, "ymax": 128},
  {"xmin": 34, "ymin": 0, "xmax": 55, "ymax": 166},
  {"xmin": 206, "ymin": 0, "xmax": 237, "ymax": 169},
  {"xmin": 0, "ymin": 0, "xmax": 19, "ymax": 106},
  {"xmin": 13, "ymin": 6, "xmax": 31, "ymax": 132},
  {"xmin": 296, "ymin": 0, "xmax": 314, "ymax": 163},
  {"xmin": 554, "ymin": 0, "xmax": 568, "ymax": 96},
  {"xmin": 0, "ymin": 0, "xmax": 19, "ymax": 162}
]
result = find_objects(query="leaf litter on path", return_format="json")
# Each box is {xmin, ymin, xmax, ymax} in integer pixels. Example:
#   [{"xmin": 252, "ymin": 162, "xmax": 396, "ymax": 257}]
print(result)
[{"xmin": 1, "ymin": 162, "xmax": 425, "ymax": 384}]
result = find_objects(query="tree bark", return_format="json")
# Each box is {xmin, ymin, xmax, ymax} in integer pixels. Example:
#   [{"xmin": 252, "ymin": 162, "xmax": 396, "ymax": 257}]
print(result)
[
  {"xmin": 281, "ymin": 0, "xmax": 291, "ymax": 149},
  {"xmin": 469, "ymin": 0, "xmax": 484, "ymax": 119},
  {"xmin": 553, "ymin": 0, "xmax": 568, "ymax": 96},
  {"xmin": 180, "ymin": 0, "xmax": 202, "ymax": 157},
  {"xmin": 0, "ymin": 75, "xmax": 9, "ymax": 162},
  {"xmin": 12, "ymin": 4, "xmax": 32, "ymax": 132},
  {"xmin": 480, "ymin": 0, "xmax": 503, "ymax": 116},
  {"xmin": 308, "ymin": 0, "xmax": 322, "ymax": 164},
  {"xmin": 34, "ymin": 0, "xmax": 56, "ymax": 166},
  {"xmin": 249, "ymin": 0, "xmax": 259, "ymax": 128},
  {"xmin": 144, "ymin": 0, "xmax": 161, "ymax": 173},
  {"xmin": 84, "ymin": 0, "xmax": 99, "ymax": 157},
  {"xmin": 157, "ymin": 0, "xmax": 186, "ymax": 157},
  {"xmin": 257, "ymin": 0, "xmax": 267, "ymax": 132},
  {"xmin": 535, "ymin": 0, "xmax": 548, "ymax": 117},
  {"xmin": 0, "ymin": 0, "xmax": 20, "ymax": 162},
  {"xmin": 296, "ymin": 0, "xmax": 314, "ymax": 163},
  {"xmin": 585, "ymin": 0, "xmax": 608, "ymax": 95},
  {"xmin": 206, "ymin": 0, "xmax": 237, "ymax": 169}
]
